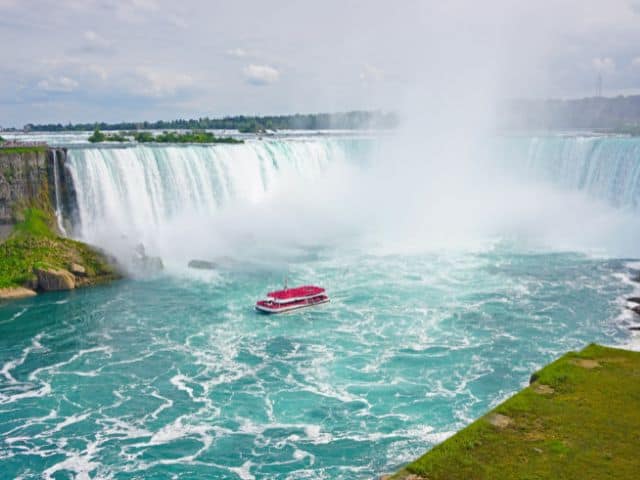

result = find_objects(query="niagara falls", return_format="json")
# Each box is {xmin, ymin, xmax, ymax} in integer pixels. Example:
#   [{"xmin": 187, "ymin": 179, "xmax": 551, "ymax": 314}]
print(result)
[{"xmin": 2, "ymin": 1, "xmax": 640, "ymax": 479}]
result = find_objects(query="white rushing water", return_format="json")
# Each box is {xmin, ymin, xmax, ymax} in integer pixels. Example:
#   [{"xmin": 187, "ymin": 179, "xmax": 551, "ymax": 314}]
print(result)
[
  {"xmin": 51, "ymin": 150, "xmax": 67, "ymax": 236},
  {"xmin": 63, "ymin": 134, "xmax": 640, "ymax": 263}
]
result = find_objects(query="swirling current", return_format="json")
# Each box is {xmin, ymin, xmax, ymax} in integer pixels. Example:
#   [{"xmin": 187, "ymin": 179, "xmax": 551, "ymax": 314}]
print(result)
[{"xmin": 1, "ymin": 134, "xmax": 640, "ymax": 479}]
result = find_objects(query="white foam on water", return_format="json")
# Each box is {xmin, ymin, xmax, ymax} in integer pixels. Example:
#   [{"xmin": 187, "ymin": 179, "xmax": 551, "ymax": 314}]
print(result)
[
  {"xmin": 40, "ymin": 412, "xmax": 92, "ymax": 437},
  {"xmin": 42, "ymin": 440, "xmax": 101, "ymax": 480},
  {"xmin": 1, "ymin": 333, "xmax": 44, "ymax": 383},
  {"xmin": 293, "ymin": 448, "xmax": 315, "ymax": 464},
  {"xmin": 147, "ymin": 390, "xmax": 174, "ymax": 420},
  {"xmin": 28, "ymin": 346, "xmax": 113, "ymax": 382},
  {"xmin": 228, "ymin": 460, "xmax": 255, "ymax": 480}
]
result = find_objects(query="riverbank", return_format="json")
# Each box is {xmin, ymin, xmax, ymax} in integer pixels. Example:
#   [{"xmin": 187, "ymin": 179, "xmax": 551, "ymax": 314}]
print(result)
[
  {"xmin": 387, "ymin": 343, "xmax": 640, "ymax": 479},
  {"xmin": 0, "ymin": 207, "xmax": 120, "ymax": 300},
  {"xmin": 0, "ymin": 145, "xmax": 119, "ymax": 300}
]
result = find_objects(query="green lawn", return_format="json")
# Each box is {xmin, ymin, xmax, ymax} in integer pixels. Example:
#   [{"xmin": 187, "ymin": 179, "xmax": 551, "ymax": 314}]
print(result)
[{"xmin": 392, "ymin": 344, "xmax": 640, "ymax": 480}]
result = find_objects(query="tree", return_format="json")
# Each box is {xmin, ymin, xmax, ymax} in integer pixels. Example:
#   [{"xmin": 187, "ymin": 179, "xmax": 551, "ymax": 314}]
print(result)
[{"xmin": 88, "ymin": 128, "xmax": 106, "ymax": 143}]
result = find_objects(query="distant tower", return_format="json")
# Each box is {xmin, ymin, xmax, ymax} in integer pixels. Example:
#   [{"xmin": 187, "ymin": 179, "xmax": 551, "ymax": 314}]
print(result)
[{"xmin": 596, "ymin": 72, "xmax": 603, "ymax": 98}]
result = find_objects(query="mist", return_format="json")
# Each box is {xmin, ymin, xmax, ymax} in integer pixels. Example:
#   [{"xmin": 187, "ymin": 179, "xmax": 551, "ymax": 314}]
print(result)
[{"xmin": 61, "ymin": 1, "xmax": 640, "ymax": 268}]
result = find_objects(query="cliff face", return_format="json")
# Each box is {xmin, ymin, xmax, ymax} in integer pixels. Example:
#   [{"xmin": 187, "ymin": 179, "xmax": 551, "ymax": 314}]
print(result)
[
  {"xmin": 0, "ymin": 148, "xmax": 120, "ymax": 298},
  {"xmin": 0, "ymin": 148, "xmax": 69, "ymax": 236}
]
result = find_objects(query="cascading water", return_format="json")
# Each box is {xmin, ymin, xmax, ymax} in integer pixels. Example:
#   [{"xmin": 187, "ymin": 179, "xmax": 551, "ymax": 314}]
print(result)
[
  {"xmin": 61, "ymin": 134, "xmax": 640, "ymax": 261},
  {"xmin": 65, "ymin": 139, "xmax": 360, "ymax": 246},
  {"xmin": 51, "ymin": 150, "xmax": 67, "ymax": 236},
  {"xmin": 505, "ymin": 135, "xmax": 640, "ymax": 210}
]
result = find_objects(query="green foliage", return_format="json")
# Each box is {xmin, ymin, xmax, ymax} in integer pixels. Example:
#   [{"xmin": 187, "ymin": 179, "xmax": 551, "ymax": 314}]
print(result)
[
  {"xmin": 88, "ymin": 128, "xmax": 106, "ymax": 143},
  {"xmin": 104, "ymin": 132, "xmax": 128, "ymax": 142},
  {"xmin": 0, "ymin": 207, "xmax": 117, "ymax": 289},
  {"xmin": 12, "ymin": 208, "xmax": 55, "ymax": 238},
  {"xmin": 88, "ymin": 129, "xmax": 133, "ymax": 143},
  {"xmin": 23, "ymin": 111, "xmax": 400, "ymax": 132},
  {"xmin": 133, "ymin": 131, "xmax": 155, "ymax": 143},
  {"xmin": 393, "ymin": 344, "xmax": 640, "ymax": 480},
  {"xmin": 0, "ymin": 135, "xmax": 5, "ymax": 143},
  {"xmin": 134, "ymin": 130, "xmax": 243, "ymax": 144}
]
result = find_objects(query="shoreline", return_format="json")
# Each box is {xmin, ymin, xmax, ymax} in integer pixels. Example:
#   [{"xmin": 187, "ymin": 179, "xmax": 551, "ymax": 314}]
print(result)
[{"xmin": 386, "ymin": 343, "xmax": 640, "ymax": 479}]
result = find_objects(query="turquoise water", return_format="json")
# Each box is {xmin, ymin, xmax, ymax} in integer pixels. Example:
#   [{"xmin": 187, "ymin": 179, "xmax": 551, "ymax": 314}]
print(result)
[
  {"xmin": 0, "ymin": 247, "xmax": 634, "ymax": 479},
  {"xmin": 3, "ymin": 134, "xmax": 640, "ymax": 478}
]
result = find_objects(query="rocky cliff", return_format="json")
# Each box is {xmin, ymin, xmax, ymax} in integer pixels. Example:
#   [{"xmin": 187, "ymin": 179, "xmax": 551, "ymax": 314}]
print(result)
[
  {"xmin": 0, "ymin": 147, "xmax": 72, "ymax": 239},
  {"xmin": 0, "ymin": 147, "xmax": 119, "ymax": 300}
]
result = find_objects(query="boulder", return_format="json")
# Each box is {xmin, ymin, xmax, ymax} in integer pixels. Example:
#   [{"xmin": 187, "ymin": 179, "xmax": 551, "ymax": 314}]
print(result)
[
  {"xmin": 69, "ymin": 262, "xmax": 87, "ymax": 277},
  {"xmin": 487, "ymin": 413, "xmax": 513, "ymax": 429},
  {"xmin": 34, "ymin": 267, "xmax": 75, "ymax": 291},
  {"xmin": 0, "ymin": 287, "xmax": 37, "ymax": 300},
  {"xmin": 131, "ymin": 243, "xmax": 163, "ymax": 274},
  {"xmin": 188, "ymin": 259, "xmax": 217, "ymax": 270},
  {"xmin": 628, "ymin": 297, "xmax": 640, "ymax": 304}
]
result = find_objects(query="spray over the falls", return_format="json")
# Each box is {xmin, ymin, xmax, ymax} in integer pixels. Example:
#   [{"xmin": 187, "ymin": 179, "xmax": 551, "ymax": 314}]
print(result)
[{"xmin": 64, "ymin": 135, "xmax": 640, "ymax": 269}]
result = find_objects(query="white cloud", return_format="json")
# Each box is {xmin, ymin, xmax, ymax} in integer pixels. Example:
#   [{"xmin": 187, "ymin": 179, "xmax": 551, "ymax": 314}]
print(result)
[
  {"xmin": 632, "ymin": 57, "xmax": 640, "ymax": 68},
  {"xmin": 79, "ymin": 30, "xmax": 114, "ymax": 53},
  {"xmin": 226, "ymin": 48, "xmax": 248, "ymax": 58},
  {"xmin": 360, "ymin": 64, "xmax": 384, "ymax": 84},
  {"xmin": 85, "ymin": 64, "xmax": 109, "ymax": 81},
  {"xmin": 132, "ymin": 67, "xmax": 193, "ymax": 97},
  {"xmin": 84, "ymin": 30, "xmax": 111, "ymax": 48},
  {"xmin": 37, "ymin": 76, "xmax": 79, "ymax": 92},
  {"xmin": 243, "ymin": 64, "xmax": 280, "ymax": 85},
  {"xmin": 108, "ymin": 0, "xmax": 160, "ymax": 23},
  {"xmin": 592, "ymin": 57, "xmax": 616, "ymax": 74}
]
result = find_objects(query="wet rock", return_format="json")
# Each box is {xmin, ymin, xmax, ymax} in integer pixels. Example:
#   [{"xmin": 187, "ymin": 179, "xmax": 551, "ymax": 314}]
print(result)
[
  {"xmin": 34, "ymin": 267, "xmax": 75, "ymax": 291},
  {"xmin": 627, "ymin": 297, "xmax": 640, "ymax": 304},
  {"xmin": 132, "ymin": 243, "xmax": 163, "ymax": 274},
  {"xmin": 69, "ymin": 262, "xmax": 86, "ymax": 277},
  {"xmin": 0, "ymin": 287, "xmax": 37, "ymax": 300},
  {"xmin": 188, "ymin": 259, "xmax": 217, "ymax": 270}
]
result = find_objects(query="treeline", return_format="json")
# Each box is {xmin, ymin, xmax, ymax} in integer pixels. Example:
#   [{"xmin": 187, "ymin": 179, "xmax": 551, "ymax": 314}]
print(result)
[
  {"xmin": 502, "ymin": 95, "xmax": 640, "ymax": 131},
  {"xmin": 88, "ymin": 129, "xmax": 243, "ymax": 144},
  {"xmin": 24, "ymin": 111, "xmax": 399, "ymax": 133}
]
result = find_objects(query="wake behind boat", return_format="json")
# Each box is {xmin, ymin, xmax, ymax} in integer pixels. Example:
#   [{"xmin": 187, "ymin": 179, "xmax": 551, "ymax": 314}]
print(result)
[{"xmin": 255, "ymin": 285, "xmax": 329, "ymax": 314}]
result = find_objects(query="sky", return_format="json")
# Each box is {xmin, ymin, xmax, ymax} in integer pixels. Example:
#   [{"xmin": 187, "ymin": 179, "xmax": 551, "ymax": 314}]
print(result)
[{"xmin": 1, "ymin": 0, "xmax": 640, "ymax": 127}]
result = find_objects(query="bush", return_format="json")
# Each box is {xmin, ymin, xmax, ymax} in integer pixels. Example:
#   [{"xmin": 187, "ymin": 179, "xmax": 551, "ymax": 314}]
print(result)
[{"xmin": 88, "ymin": 128, "xmax": 106, "ymax": 143}]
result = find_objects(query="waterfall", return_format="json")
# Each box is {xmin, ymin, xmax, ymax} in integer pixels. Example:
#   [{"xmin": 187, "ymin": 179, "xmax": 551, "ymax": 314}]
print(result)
[
  {"xmin": 51, "ymin": 150, "xmax": 67, "ymax": 236},
  {"xmin": 64, "ymin": 139, "xmax": 364, "ymax": 246},
  {"xmin": 504, "ymin": 135, "xmax": 640, "ymax": 210},
  {"xmin": 60, "ymin": 134, "xmax": 640, "ymax": 260}
]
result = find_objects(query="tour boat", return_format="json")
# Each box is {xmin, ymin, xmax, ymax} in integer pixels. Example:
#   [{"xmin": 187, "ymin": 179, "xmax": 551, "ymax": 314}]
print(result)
[{"xmin": 255, "ymin": 285, "xmax": 329, "ymax": 314}]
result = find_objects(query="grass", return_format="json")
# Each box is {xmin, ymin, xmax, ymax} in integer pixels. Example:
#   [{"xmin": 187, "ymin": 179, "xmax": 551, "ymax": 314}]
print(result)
[
  {"xmin": 0, "ymin": 146, "xmax": 48, "ymax": 154},
  {"xmin": 393, "ymin": 344, "xmax": 640, "ymax": 480},
  {"xmin": 0, "ymin": 207, "xmax": 117, "ymax": 289}
]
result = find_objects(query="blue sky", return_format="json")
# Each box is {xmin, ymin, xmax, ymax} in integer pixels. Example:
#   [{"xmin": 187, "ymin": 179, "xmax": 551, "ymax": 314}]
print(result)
[{"xmin": 2, "ymin": 0, "xmax": 640, "ymax": 127}]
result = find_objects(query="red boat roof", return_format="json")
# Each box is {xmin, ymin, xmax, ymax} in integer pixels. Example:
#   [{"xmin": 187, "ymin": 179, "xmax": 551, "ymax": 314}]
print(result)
[{"xmin": 267, "ymin": 285, "xmax": 325, "ymax": 300}]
